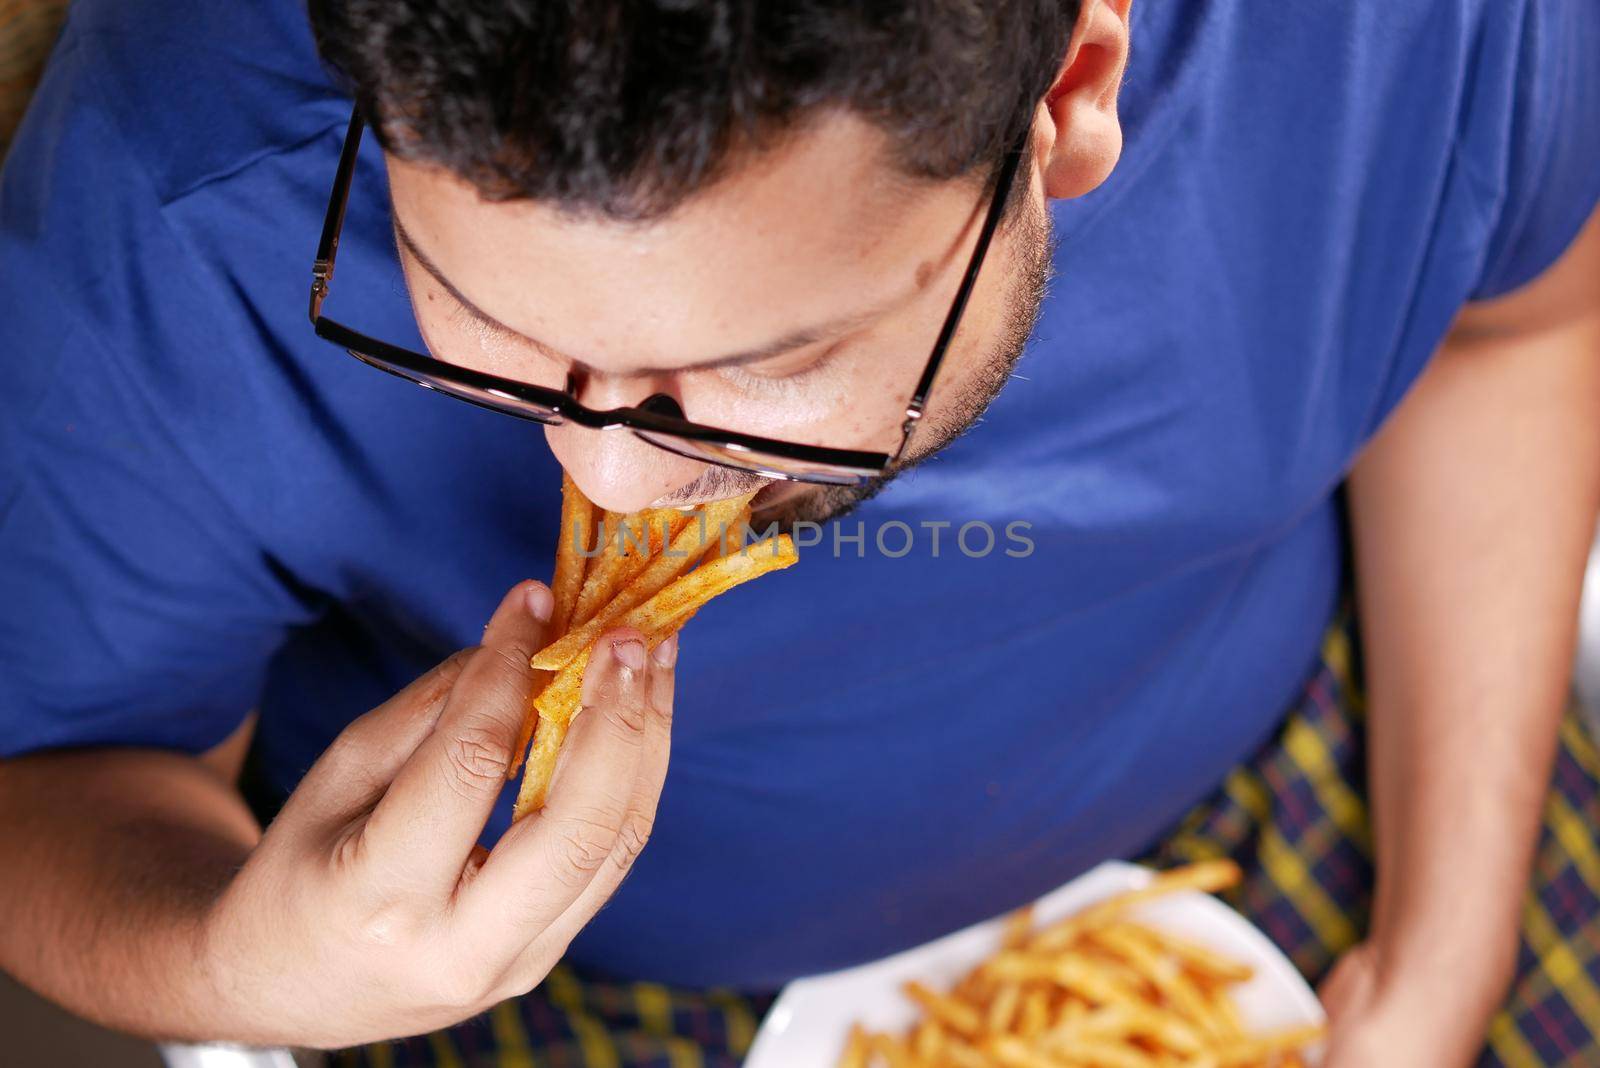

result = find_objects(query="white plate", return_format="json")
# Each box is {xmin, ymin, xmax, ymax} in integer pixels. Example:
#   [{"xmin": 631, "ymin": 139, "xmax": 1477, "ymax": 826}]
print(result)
[{"xmin": 746, "ymin": 860, "xmax": 1326, "ymax": 1066}]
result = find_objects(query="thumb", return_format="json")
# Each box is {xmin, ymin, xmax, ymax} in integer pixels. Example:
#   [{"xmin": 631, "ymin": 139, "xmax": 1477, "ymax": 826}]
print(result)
[
  {"xmin": 353, "ymin": 580, "xmax": 555, "ymax": 897},
  {"xmin": 281, "ymin": 644, "xmax": 476, "ymax": 823},
  {"xmin": 290, "ymin": 582, "xmax": 553, "ymax": 818}
]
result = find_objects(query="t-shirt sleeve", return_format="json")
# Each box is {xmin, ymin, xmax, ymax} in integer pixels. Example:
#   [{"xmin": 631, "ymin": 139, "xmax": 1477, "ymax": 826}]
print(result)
[
  {"xmin": 0, "ymin": 329, "xmax": 310, "ymax": 758},
  {"xmin": 1469, "ymin": 0, "xmax": 1600, "ymax": 300},
  {"xmin": 0, "ymin": 34, "xmax": 315, "ymax": 759}
]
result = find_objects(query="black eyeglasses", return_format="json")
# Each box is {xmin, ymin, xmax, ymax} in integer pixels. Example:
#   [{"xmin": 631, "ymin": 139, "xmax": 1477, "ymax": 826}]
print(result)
[{"xmin": 309, "ymin": 107, "xmax": 1028, "ymax": 485}]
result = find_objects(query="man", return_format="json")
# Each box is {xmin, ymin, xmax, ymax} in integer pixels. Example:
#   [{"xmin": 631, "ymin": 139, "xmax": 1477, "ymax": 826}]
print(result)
[{"xmin": 1, "ymin": 0, "xmax": 1597, "ymax": 1064}]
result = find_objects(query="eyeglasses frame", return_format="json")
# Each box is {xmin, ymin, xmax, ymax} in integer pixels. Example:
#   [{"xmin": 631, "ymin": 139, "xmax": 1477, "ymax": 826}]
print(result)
[{"xmin": 308, "ymin": 106, "xmax": 1031, "ymax": 485}]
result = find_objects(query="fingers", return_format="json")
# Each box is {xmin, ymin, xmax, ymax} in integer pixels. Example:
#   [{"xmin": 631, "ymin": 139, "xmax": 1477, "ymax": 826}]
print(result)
[
  {"xmin": 287, "ymin": 646, "xmax": 475, "ymax": 819},
  {"xmin": 534, "ymin": 632, "xmax": 677, "ymax": 948},
  {"xmin": 358, "ymin": 581, "xmax": 553, "ymax": 896},
  {"xmin": 455, "ymin": 627, "xmax": 673, "ymax": 970}
]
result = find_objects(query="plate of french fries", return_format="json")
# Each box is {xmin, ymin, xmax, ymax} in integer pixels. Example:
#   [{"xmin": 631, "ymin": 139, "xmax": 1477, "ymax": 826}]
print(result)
[{"xmin": 746, "ymin": 859, "xmax": 1327, "ymax": 1067}]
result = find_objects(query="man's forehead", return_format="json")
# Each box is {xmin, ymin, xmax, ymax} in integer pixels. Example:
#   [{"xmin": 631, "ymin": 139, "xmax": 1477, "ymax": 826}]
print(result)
[{"xmin": 383, "ymin": 111, "xmax": 981, "ymax": 374}]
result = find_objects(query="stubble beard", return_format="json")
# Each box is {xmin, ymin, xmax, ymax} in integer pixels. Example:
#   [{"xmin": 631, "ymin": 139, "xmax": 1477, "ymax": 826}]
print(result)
[{"xmin": 753, "ymin": 197, "xmax": 1055, "ymax": 532}]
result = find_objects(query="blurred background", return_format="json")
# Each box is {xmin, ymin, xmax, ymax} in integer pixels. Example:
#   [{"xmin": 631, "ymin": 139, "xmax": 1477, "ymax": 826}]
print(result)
[{"xmin": 2, "ymin": 0, "xmax": 1599, "ymax": 1063}]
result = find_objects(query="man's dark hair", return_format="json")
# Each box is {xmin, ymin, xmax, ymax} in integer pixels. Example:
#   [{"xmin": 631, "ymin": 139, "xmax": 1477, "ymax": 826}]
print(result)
[{"xmin": 307, "ymin": 1, "xmax": 1081, "ymax": 220}]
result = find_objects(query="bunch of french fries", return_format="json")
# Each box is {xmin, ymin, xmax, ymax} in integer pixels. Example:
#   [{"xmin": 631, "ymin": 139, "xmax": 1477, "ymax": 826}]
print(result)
[
  {"xmin": 508, "ymin": 473, "xmax": 797, "ymax": 819},
  {"xmin": 840, "ymin": 861, "xmax": 1325, "ymax": 1068}
]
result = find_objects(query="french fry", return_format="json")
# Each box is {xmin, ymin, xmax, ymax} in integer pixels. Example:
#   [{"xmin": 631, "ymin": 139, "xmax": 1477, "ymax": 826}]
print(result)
[
  {"xmin": 904, "ymin": 981, "xmax": 982, "ymax": 1038},
  {"xmin": 987, "ymin": 954, "xmax": 1145, "ymax": 1011},
  {"xmin": 1210, "ymin": 1025, "xmax": 1326, "ymax": 1066},
  {"xmin": 941, "ymin": 1040, "xmax": 996, "ymax": 1068},
  {"xmin": 506, "ymin": 668, "xmax": 556, "ymax": 780},
  {"xmin": 868, "ymin": 1032, "xmax": 924, "ymax": 1068},
  {"xmin": 1032, "ymin": 861, "xmax": 1242, "ymax": 952},
  {"xmin": 910, "ymin": 1018, "xmax": 944, "ymax": 1061},
  {"xmin": 1002, "ymin": 904, "xmax": 1036, "ymax": 950},
  {"xmin": 511, "ymin": 686, "xmax": 578, "ymax": 819},
  {"xmin": 699, "ymin": 504, "xmax": 752, "ymax": 565},
  {"xmin": 1120, "ymin": 924, "xmax": 1255, "ymax": 987},
  {"xmin": 984, "ymin": 1035, "xmax": 1064, "ymax": 1068},
  {"xmin": 837, "ymin": 1024, "xmax": 870, "ymax": 1068},
  {"xmin": 728, "ymin": 505, "xmax": 753, "ymax": 552},
  {"xmin": 508, "ymin": 473, "xmax": 593, "ymax": 778},
  {"xmin": 533, "ymin": 535, "xmax": 797, "ymax": 725},
  {"xmin": 953, "ymin": 967, "xmax": 994, "ymax": 1008},
  {"xmin": 1040, "ymin": 1003, "xmax": 1133, "ymax": 1046},
  {"xmin": 1207, "ymin": 986, "xmax": 1245, "ymax": 1039},
  {"xmin": 570, "ymin": 507, "xmax": 691, "ymax": 627},
  {"xmin": 1087, "ymin": 925, "xmax": 1215, "ymax": 1038},
  {"xmin": 1118, "ymin": 1003, "xmax": 1205, "ymax": 1056},
  {"xmin": 1059, "ymin": 1004, "xmax": 1190, "ymax": 1056},
  {"xmin": 551, "ymin": 471, "xmax": 598, "ymax": 634},
  {"xmin": 1055, "ymin": 997, "xmax": 1090, "ymax": 1028},
  {"xmin": 530, "ymin": 496, "xmax": 751, "ymax": 672},
  {"xmin": 987, "ymin": 981, "xmax": 1022, "ymax": 1033},
  {"xmin": 1015, "ymin": 986, "xmax": 1050, "ymax": 1039},
  {"xmin": 1077, "ymin": 947, "xmax": 1154, "ymax": 1000},
  {"xmin": 1052, "ymin": 1036, "xmax": 1156, "ymax": 1068}
]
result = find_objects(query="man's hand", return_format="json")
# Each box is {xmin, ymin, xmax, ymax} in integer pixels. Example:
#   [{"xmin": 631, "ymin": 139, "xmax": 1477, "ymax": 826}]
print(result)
[
  {"xmin": 200, "ymin": 581, "xmax": 676, "ymax": 1048},
  {"xmin": 1317, "ymin": 941, "xmax": 1496, "ymax": 1067}
]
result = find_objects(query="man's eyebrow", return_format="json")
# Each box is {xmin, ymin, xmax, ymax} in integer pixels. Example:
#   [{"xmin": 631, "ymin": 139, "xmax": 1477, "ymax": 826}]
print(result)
[{"xmin": 391, "ymin": 212, "xmax": 896, "ymax": 374}]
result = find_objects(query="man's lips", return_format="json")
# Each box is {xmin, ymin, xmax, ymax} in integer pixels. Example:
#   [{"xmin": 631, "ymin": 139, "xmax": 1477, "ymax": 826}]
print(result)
[{"xmin": 751, "ymin": 480, "xmax": 800, "ymax": 510}]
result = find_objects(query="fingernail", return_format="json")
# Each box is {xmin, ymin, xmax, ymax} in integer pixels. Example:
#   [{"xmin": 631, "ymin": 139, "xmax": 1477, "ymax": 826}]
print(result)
[
  {"xmin": 613, "ymin": 637, "xmax": 646, "ymax": 672},
  {"xmin": 524, "ymin": 583, "xmax": 553, "ymax": 623},
  {"xmin": 653, "ymin": 633, "xmax": 678, "ymax": 668}
]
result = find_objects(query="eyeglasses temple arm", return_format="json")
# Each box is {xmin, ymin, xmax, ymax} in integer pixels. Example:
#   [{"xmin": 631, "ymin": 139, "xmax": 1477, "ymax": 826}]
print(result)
[
  {"xmin": 892, "ymin": 128, "xmax": 1030, "ymax": 464},
  {"xmin": 310, "ymin": 110, "xmax": 367, "ymax": 324}
]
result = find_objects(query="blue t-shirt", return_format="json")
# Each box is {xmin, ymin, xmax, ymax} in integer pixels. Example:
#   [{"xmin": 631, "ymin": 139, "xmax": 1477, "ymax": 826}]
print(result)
[{"xmin": 2, "ymin": 0, "xmax": 1597, "ymax": 988}]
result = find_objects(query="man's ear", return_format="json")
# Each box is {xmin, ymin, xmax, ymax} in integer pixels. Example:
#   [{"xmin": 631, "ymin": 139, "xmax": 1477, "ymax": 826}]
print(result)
[{"xmin": 1037, "ymin": 0, "xmax": 1133, "ymax": 200}]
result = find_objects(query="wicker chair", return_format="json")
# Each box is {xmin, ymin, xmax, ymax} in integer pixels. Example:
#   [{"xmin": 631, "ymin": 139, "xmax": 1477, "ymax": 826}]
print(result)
[{"xmin": 0, "ymin": 0, "xmax": 68, "ymax": 156}]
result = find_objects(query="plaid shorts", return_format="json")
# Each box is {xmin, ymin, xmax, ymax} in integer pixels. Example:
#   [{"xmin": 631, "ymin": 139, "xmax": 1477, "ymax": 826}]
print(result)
[{"xmin": 334, "ymin": 617, "xmax": 1600, "ymax": 1067}]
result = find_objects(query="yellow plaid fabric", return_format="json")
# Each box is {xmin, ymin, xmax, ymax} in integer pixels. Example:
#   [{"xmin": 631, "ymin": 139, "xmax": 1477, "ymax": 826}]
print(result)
[{"xmin": 334, "ymin": 962, "xmax": 772, "ymax": 1068}]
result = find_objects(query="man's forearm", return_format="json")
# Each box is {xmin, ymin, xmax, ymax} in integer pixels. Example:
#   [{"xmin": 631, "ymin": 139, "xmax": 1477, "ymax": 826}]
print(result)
[
  {"xmin": 0, "ymin": 747, "xmax": 260, "ymax": 1040},
  {"xmin": 1347, "ymin": 210, "xmax": 1600, "ymax": 1054}
]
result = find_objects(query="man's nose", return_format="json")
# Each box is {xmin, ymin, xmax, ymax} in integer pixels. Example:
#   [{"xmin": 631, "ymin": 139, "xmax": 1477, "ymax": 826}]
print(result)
[{"xmin": 545, "ymin": 375, "xmax": 705, "ymax": 513}]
